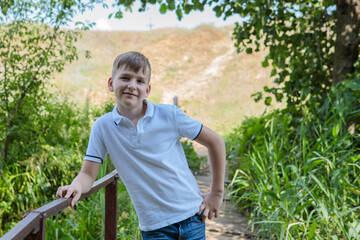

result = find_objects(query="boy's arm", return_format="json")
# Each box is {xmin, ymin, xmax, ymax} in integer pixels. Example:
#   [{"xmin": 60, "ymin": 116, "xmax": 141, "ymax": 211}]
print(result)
[
  {"xmin": 56, "ymin": 160, "xmax": 101, "ymax": 207},
  {"xmin": 194, "ymin": 125, "xmax": 226, "ymax": 221}
]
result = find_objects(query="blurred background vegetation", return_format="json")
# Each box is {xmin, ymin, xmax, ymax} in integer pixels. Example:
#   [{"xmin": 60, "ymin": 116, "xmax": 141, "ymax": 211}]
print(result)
[{"xmin": 1, "ymin": 0, "xmax": 360, "ymax": 239}]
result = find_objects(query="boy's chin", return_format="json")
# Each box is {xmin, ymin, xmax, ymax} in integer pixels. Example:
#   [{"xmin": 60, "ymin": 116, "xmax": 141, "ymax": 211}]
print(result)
[{"xmin": 120, "ymin": 99, "xmax": 142, "ymax": 107}]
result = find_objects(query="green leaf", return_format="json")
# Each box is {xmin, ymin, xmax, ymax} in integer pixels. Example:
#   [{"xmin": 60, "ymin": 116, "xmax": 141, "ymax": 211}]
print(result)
[
  {"xmin": 246, "ymin": 47, "xmax": 252, "ymax": 54},
  {"xmin": 332, "ymin": 123, "xmax": 340, "ymax": 137},
  {"xmin": 270, "ymin": 68, "xmax": 277, "ymax": 77},
  {"xmin": 167, "ymin": 0, "xmax": 175, "ymax": 10},
  {"xmin": 308, "ymin": 221, "xmax": 317, "ymax": 239},
  {"xmin": 175, "ymin": 6, "xmax": 183, "ymax": 20},
  {"xmin": 213, "ymin": 6, "xmax": 223, "ymax": 18},
  {"xmin": 265, "ymin": 96, "xmax": 272, "ymax": 106},
  {"xmin": 251, "ymin": 91, "xmax": 262, "ymax": 102},
  {"xmin": 310, "ymin": 173, "xmax": 329, "ymax": 197},
  {"xmin": 262, "ymin": 60, "xmax": 269, "ymax": 68},
  {"xmin": 160, "ymin": 3, "xmax": 167, "ymax": 14},
  {"xmin": 115, "ymin": 11, "xmax": 123, "ymax": 19}
]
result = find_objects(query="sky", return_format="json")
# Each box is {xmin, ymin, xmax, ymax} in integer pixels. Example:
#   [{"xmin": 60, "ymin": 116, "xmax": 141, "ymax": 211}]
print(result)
[{"xmin": 71, "ymin": 1, "xmax": 244, "ymax": 31}]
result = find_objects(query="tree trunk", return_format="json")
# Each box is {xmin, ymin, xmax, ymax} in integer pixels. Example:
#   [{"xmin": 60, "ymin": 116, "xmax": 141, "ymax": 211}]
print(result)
[{"xmin": 333, "ymin": 0, "xmax": 360, "ymax": 85}]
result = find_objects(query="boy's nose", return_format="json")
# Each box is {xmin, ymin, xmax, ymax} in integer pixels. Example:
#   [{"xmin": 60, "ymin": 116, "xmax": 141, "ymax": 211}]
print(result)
[{"xmin": 127, "ymin": 79, "xmax": 136, "ymax": 89}]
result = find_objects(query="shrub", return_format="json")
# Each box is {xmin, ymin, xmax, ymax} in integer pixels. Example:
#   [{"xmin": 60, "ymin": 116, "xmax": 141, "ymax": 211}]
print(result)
[{"xmin": 227, "ymin": 79, "xmax": 360, "ymax": 239}]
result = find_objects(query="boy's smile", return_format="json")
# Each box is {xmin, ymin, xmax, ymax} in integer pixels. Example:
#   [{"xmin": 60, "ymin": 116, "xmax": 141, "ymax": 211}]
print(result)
[{"xmin": 108, "ymin": 65, "xmax": 151, "ymax": 116}]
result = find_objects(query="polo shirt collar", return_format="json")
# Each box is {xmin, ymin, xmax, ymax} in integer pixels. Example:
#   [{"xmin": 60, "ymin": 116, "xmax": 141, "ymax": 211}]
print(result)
[
  {"xmin": 112, "ymin": 99, "xmax": 154, "ymax": 125},
  {"xmin": 144, "ymin": 99, "xmax": 154, "ymax": 118}
]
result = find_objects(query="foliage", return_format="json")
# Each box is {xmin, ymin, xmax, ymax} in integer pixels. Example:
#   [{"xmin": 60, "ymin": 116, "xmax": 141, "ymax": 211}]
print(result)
[
  {"xmin": 231, "ymin": 0, "xmax": 336, "ymax": 108},
  {"xmin": 0, "ymin": 0, "xmax": 106, "ymax": 235},
  {"xmin": 226, "ymin": 109, "xmax": 295, "ymax": 180},
  {"xmin": 110, "ymin": 0, "xmax": 360, "ymax": 117},
  {"xmin": 226, "ymin": 78, "xmax": 360, "ymax": 239},
  {"xmin": 0, "ymin": 0, "xmax": 98, "ymax": 172},
  {"xmin": 0, "ymin": 96, "xmax": 91, "ymax": 235}
]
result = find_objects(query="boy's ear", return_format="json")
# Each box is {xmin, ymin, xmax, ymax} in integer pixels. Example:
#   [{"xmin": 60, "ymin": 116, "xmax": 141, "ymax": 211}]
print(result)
[
  {"xmin": 146, "ymin": 84, "xmax": 151, "ymax": 97},
  {"xmin": 108, "ymin": 77, "xmax": 114, "ymax": 92}
]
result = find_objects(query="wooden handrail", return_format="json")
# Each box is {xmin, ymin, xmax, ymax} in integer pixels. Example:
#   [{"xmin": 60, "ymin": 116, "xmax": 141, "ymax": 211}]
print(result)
[{"xmin": 1, "ymin": 170, "xmax": 119, "ymax": 240}]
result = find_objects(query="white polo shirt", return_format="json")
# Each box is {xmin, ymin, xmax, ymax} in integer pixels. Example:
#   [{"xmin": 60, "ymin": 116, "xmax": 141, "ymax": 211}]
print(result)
[{"xmin": 84, "ymin": 99, "xmax": 204, "ymax": 231}]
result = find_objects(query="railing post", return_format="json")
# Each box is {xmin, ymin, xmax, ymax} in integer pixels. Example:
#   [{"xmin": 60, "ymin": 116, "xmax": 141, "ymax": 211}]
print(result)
[
  {"xmin": 105, "ymin": 177, "xmax": 118, "ymax": 240},
  {"xmin": 24, "ymin": 213, "xmax": 45, "ymax": 240}
]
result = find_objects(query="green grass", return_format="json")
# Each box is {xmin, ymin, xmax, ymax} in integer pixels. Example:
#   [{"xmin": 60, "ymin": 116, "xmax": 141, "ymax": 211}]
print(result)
[{"xmin": 226, "ymin": 80, "xmax": 360, "ymax": 239}]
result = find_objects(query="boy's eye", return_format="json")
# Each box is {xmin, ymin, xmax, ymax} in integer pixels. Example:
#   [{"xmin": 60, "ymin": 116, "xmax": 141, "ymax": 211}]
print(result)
[
  {"xmin": 137, "ymin": 79, "xmax": 144, "ymax": 83},
  {"xmin": 121, "ymin": 77, "xmax": 130, "ymax": 81}
]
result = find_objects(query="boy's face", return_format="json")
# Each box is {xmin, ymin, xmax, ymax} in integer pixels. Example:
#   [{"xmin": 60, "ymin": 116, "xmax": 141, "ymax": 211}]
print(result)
[{"xmin": 108, "ymin": 65, "xmax": 151, "ymax": 111}]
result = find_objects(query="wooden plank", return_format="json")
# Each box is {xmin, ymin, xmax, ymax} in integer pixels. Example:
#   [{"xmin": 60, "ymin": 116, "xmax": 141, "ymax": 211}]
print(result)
[
  {"xmin": 0, "ymin": 212, "xmax": 41, "ymax": 240},
  {"xmin": 80, "ymin": 170, "xmax": 119, "ymax": 200},
  {"xmin": 36, "ymin": 170, "xmax": 119, "ymax": 218},
  {"xmin": 35, "ymin": 198, "xmax": 72, "ymax": 218}
]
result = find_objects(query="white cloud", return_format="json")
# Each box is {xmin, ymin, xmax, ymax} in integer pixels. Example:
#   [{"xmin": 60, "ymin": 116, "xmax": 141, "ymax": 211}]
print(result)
[{"xmin": 95, "ymin": 18, "xmax": 111, "ymax": 31}]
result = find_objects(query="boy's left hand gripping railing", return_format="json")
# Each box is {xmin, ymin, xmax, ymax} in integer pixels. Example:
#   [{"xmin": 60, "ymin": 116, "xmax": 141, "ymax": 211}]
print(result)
[{"xmin": 1, "ymin": 170, "xmax": 119, "ymax": 240}]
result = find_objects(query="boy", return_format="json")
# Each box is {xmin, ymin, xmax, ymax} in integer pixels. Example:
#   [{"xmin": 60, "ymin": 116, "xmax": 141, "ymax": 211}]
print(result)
[{"xmin": 56, "ymin": 51, "xmax": 226, "ymax": 239}]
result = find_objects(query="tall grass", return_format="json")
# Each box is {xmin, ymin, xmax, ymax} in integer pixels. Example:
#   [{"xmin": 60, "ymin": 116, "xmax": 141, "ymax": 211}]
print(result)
[
  {"xmin": 227, "ymin": 79, "xmax": 360, "ymax": 239},
  {"xmin": 0, "ymin": 142, "xmax": 85, "ymax": 235}
]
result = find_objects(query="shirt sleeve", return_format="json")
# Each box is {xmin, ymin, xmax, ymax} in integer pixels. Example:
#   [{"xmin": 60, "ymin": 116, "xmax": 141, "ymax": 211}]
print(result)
[
  {"xmin": 174, "ymin": 106, "xmax": 203, "ymax": 140},
  {"xmin": 84, "ymin": 119, "xmax": 108, "ymax": 164}
]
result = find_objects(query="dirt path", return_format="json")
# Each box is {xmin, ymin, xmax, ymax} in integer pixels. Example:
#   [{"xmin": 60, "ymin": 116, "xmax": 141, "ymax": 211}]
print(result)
[
  {"xmin": 160, "ymin": 38, "xmax": 236, "ymax": 105},
  {"xmin": 193, "ymin": 148, "xmax": 255, "ymax": 240},
  {"xmin": 195, "ymin": 171, "xmax": 255, "ymax": 240}
]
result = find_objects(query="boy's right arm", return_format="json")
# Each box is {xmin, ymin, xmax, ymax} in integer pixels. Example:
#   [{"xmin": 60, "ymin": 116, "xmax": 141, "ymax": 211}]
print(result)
[{"xmin": 56, "ymin": 160, "xmax": 101, "ymax": 207}]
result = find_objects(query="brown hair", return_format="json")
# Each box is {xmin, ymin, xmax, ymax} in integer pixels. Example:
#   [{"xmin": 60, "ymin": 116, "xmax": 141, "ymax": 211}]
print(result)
[{"xmin": 112, "ymin": 51, "xmax": 151, "ymax": 82}]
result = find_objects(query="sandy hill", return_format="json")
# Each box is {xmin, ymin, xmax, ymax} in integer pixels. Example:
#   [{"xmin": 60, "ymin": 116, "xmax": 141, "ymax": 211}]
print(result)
[{"xmin": 54, "ymin": 25, "xmax": 277, "ymax": 135}]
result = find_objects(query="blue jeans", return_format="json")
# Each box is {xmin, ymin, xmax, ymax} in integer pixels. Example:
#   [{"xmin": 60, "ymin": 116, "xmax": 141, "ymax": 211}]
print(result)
[{"xmin": 141, "ymin": 213, "xmax": 206, "ymax": 240}]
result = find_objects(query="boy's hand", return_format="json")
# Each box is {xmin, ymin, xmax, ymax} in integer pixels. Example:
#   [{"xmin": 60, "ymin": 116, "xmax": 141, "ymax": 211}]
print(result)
[
  {"xmin": 55, "ymin": 161, "xmax": 100, "ymax": 207},
  {"xmin": 198, "ymin": 191, "xmax": 223, "ymax": 222},
  {"xmin": 56, "ymin": 185, "xmax": 82, "ymax": 207}
]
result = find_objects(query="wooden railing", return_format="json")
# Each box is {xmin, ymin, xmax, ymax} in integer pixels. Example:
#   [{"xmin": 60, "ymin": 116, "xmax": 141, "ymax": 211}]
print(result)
[{"xmin": 1, "ymin": 170, "xmax": 119, "ymax": 240}]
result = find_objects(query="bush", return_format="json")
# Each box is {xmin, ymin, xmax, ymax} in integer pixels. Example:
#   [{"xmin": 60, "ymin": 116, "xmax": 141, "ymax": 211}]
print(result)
[{"xmin": 227, "ymin": 79, "xmax": 360, "ymax": 239}]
